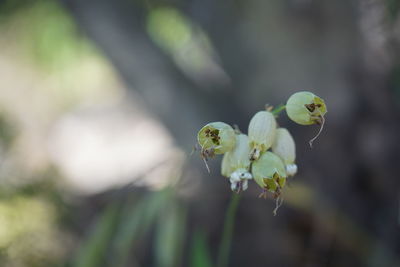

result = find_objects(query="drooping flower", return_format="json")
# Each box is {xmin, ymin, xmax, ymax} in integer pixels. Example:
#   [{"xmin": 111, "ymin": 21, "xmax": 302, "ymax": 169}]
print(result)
[
  {"xmin": 252, "ymin": 152, "xmax": 287, "ymax": 197},
  {"xmin": 272, "ymin": 128, "xmax": 297, "ymax": 176},
  {"xmin": 221, "ymin": 134, "xmax": 252, "ymax": 192},
  {"xmin": 248, "ymin": 111, "xmax": 276, "ymax": 161},
  {"xmin": 286, "ymin": 91, "xmax": 327, "ymax": 125},
  {"xmin": 197, "ymin": 122, "xmax": 236, "ymax": 155},
  {"xmin": 286, "ymin": 91, "xmax": 327, "ymax": 147}
]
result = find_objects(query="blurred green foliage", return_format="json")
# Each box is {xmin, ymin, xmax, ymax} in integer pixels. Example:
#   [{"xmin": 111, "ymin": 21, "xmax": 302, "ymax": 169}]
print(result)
[
  {"xmin": 0, "ymin": 0, "xmax": 95, "ymax": 70},
  {"xmin": 146, "ymin": 6, "xmax": 224, "ymax": 84},
  {"xmin": 0, "ymin": 178, "xmax": 68, "ymax": 267},
  {"xmin": 386, "ymin": 0, "xmax": 400, "ymax": 21},
  {"xmin": 0, "ymin": 0, "xmax": 120, "ymax": 266},
  {"xmin": 147, "ymin": 7, "xmax": 192, "ymax": 53},
  {"xmin": 72, "ymin": 188, "xmax": 192, "ymax": 267},
  {"xmin": 0, "ymin": 111, "xmax": 16, "ymax": 150},
  {"xmin": 73, "ymin": 202, "xmax": 122, "ymax": 267}
]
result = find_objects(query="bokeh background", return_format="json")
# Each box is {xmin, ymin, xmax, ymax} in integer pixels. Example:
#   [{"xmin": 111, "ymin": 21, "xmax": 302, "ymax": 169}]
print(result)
[{"xmin": 0, "ymin": 0, "xmax": 399, "ymax": 266}]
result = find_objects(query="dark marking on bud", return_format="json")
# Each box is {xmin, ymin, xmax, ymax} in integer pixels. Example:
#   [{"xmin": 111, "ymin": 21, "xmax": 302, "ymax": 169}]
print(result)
[
  {"xmin": 305, "ymin": 103, "xmax": 323, "ymax": 114},
  {"xmin": 205, "ymin": 129, "xmax": 221, "ymax": 145},
  {"xmin": 305, "ymin": 103, "xmax": 316, "ymax": 112}
]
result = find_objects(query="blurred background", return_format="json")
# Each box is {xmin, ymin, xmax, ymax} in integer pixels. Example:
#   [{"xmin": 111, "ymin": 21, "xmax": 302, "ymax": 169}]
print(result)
[{"xmin": 0, "ymin": 0, "xmax": 399, "ymax": 266}]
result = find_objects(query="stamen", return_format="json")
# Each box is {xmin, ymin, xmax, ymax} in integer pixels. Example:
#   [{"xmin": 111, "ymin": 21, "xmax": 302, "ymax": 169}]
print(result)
[
  {"xmin": 242, "ymin": 180, "xmax": 249, "ymax": 190},
  {"xmin": 258, "ymin": 188, "xmax": 268, "ymax": 199},
  {"xmin": 273, "ymin": 196, "xmax": 284, "ymax": 216},
  {"xmin": 309, "ymin": 115, "xmax": 325, "ymax": 148},
  {"xmin": 236, "ymin": 181, "xmax": 243, "ymax": 193},
  {"xmin": 189, "ymin": 144, "xmax": 199, "ymax": 156},
  {"xmin": 202, "ymin": 154, "xmax": 210, "ymax": 173}
]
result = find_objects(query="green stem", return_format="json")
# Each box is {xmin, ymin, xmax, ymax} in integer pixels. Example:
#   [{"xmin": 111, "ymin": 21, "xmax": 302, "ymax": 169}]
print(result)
[
  {"xmin": 216, "ymin": 193, "xmax": 241, "ymax": 267},
  {"xmin": 271, "ymin": 104, "xmax": 286, "ymax": 116}
]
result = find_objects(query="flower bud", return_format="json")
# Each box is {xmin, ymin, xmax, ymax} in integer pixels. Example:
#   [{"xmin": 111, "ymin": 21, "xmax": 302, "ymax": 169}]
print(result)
[
  {"xmin": 197, "ymin": 122, "xmax": 236, "ymax": 154},
  {"xmin": 221, "ymin": 134, "xmax": 252, "ymax": 192},
  {"xmin": 286, "ymin": 91, "xmax": 327, "ymax": 125},
  {"xmin": 286, "ymin": 91, "xmax": 327, "ymax": 147},
  {"xmin": 272, "ymin": 128, "xmax": 297, "ymax": 176},
  {"xmin": 252, "ymin": 152, "xmax": 287, "ymax": 195},
  {"xmin": 248, "ymin": 111, "xmax": 277, "ymax": 161}
]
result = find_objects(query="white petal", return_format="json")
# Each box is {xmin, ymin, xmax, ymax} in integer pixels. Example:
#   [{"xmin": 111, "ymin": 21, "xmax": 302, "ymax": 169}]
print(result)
[
  {"xmin": 286, "ymin": 164, "xmax": 298, "ymax": 176},
  {"xmin": 230, "ymin": 181, "xmax": 238, "ymax": 191},
  {"xmin": 242, "ymin": 180, "xmax": 248, "ymax": 191}
]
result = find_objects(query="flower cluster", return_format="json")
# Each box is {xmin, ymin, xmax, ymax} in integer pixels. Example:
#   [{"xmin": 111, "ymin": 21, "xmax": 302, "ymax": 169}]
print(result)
[{"xmin": 197, "ymin": 91, "xmax": 327, "ymax": 199}]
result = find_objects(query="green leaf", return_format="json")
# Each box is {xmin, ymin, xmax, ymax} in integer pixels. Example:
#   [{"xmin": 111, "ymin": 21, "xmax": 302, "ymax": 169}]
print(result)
[
  {"xmin": 72, "ymin": 202, "xmax": 120, "ymax": 267},
  {"xmin": 154, "ymin": 201, "xmax": 187, "ymax": 267},
  {"xmin": 190, "ymin": 230, "xmax": 213, "ymax": 267},
  {"xmin": 111, "ymin": 190, "xmax": 170, "ymax": 267}
]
